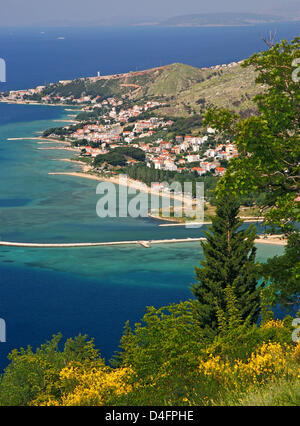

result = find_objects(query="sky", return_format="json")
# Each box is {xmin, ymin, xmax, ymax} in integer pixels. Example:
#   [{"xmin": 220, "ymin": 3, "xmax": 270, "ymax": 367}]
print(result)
[{"xmin": 1, "ymin": 0, "xmax": 299, "ymax": 26}]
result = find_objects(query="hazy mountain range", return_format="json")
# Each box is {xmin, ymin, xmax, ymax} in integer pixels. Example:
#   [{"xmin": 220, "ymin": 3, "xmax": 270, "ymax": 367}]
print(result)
[
  {"xmin": 157, "ymin": 12, "xmax": 299, "ymax": 27},
  {"xmin": 8, "ymin": 11, "xmax": 299, "ymax": 28}
]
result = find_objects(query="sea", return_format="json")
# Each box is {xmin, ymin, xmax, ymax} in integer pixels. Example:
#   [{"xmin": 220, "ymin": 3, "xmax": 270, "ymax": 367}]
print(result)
[{"xmin": 0, "ymin": 23, "xmax": 298, "ymax": 369}]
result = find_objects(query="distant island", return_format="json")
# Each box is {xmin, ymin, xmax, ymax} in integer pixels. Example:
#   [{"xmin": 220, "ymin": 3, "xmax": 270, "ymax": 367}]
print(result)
[{"xmin": 157, "ymin": 12, "xmax": 299, "ymax": 27}]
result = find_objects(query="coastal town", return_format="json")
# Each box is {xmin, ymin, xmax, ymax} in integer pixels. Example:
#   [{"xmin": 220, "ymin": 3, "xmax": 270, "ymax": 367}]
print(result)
[
  {"xmin": 1, "ymin": 86, "xmax": 238, "ymax": 180},
  {"xmin": 66, "ymin": 114, "xmax": 236, "ymax": 178}
]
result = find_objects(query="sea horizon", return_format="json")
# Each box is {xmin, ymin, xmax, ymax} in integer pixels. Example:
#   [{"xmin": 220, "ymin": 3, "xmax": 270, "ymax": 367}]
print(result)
[{"xmin": 0, "ymin": 22, "xmax": 299, "ymax": 92}]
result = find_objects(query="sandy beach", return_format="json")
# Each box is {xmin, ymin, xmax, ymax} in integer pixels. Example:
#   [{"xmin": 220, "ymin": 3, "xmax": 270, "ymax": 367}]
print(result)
[
  {"xmin": 48, "ymin": 169, "xmax": 197, "ymax": 206},
  {"xmin": 253, "ymin": 235, "xmax": 287, "ymax": 246}
]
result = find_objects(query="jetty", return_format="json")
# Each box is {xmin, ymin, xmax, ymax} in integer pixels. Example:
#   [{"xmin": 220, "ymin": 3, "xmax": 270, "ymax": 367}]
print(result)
[
  {"xmin": 0, "ymin": 238, "xmax": 206, "ymax": 249},
  {"xmin": 0, "ymin": 235, "xmax": 286, "ymax": 249}
]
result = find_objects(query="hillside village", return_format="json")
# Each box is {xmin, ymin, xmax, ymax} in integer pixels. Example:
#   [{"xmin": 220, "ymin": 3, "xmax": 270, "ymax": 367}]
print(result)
[
  {"xmin": 41, "ymin": 95, "xmax": 237, "ymax": 178},
  {"xmin": 1, "ymin": 62, "xmax": 247, "ymax": 180}
]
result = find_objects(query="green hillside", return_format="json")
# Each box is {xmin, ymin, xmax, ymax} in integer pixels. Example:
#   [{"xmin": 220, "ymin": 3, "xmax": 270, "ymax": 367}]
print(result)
[
  {"xmin": 41, "ymin": 61, "xmax": 260, "ymax": 116},
  {"xmin": 160, "ymin": 63, "xmax": 260, "ymax": 116},
  {"xmin": 137, "ymin": 63, "xmax": 210, "ymax": 97}
]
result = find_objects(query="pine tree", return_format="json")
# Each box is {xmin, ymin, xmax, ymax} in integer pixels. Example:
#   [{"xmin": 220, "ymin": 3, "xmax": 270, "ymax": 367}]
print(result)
[
  {"xmin": 192, "ymin": 195, "xmax": 260, "ymax": 333},
  {"xmin": 109, "ymin": 320, "xmax": 133, "ymax": 367}
]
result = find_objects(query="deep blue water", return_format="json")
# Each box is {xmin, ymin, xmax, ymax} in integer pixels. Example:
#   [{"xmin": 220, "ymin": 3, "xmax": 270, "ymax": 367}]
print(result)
[
  {"xmin": 0, "ymin": 261, "xmax": 194, "ymax": 365},
  {"xmin": 0, "ymin": 23, "xmax": 299, "ymax": 91},
  {"xmin": 0, "ymin": 25, "xmax": 297, "ymax": 371},
  {"xmin": 0, "ymin": 102, "xmax": 65, "ymax": 125}
]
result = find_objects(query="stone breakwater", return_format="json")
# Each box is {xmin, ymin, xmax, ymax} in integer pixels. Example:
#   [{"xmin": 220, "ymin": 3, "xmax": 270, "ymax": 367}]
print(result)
[
  {"xmin": 0, "ymin": 238, "xmax": 205, "ymax": 248},
  {"xmin": 0, "ymin": 235, "xmax": 286, "ymax": 249}
]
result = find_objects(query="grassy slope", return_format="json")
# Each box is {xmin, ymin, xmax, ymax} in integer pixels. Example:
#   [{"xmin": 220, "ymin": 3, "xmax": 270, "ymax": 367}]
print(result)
[
  {"xmin": 139, "ymin": 63, "xmax": 210, "ymax": 97},
  {"xmin": 231, "ymin": 377, "xmax": 300, "ymax": 406},
  {"xmin": 154, "ymin": 64, "xmax": 260, "ymax": 116}
]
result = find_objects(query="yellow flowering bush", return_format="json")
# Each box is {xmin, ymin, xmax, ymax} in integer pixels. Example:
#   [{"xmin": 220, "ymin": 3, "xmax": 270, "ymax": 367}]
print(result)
[
  {"xmin": 234, "ymin": 342, "xmax": 289, "ymax": 386},
  {"xmin": 34, "ymin": 363, "xmax": 133, "ymax": 406},
  {"xmin": 61, "ymin": 364, "xmax": 133, "ymax": 406},
  {"xmin": 1, "ymin": 307, "xmax": 299, "ymax": 406},
  {"xmin": 199, "ymin": 355, "xmax": 232, "ymax": 384},
  {"xmin": 198, "ymin": 342, "xmax": 299, "ymax": 396},
  {"xmin": 261, "ymin": 320, "xmax": 285, "ymax": 330},
  {"xmin": 293, "ymin": 342, "xmax": 300, "ymax": 365}
]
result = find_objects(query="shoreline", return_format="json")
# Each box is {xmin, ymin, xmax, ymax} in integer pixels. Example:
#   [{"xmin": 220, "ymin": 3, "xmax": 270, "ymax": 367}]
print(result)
[
  {"xmin": 48, "ymin": 170, "xmax": 197, "ymax": 206},
  {"xmin": 149, "ymin": 213, "xmax": 264, "ymax": 225},
  {"xmin": 49, "ymin": 164, "xmax": 266, "ymax": 226}
]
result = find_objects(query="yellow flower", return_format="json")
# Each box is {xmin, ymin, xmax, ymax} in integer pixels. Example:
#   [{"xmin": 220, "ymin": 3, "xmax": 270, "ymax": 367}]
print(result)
[{"xmin": 261, "ymin": 319, "xmax": 284, "ymax": 329}]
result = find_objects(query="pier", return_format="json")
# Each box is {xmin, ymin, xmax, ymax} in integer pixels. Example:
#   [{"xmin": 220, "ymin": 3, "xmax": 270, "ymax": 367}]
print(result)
[
  {"xmin": 0, "ymin": 238, "xmax": 205, "ymax": 249},
  {"xmin": 0, "ymin": 235, "xmax": 286, "ymax": 249}
]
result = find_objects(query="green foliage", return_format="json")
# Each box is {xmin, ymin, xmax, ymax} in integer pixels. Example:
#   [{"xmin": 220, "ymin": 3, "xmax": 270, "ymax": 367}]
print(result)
[
  {"xmin": 38, "ymin": 62, "xmax": 259, "ymax": 117},
  {"xmin": 42, "ymin": 127, "xmax": 68, "ymax": 137},
  {"xmin": 204, "ymin": 37, "xmax": 300, "ymax": 229},
  {"xmin": 124, "ymin": 163, "xmax": 217, "ymax": 199},
  {"xmin": 262, "ymin": 232, "xmax": 300, "ymax": 309},
  {"xmin": 42, "ymin": 80, "xmax": 86, "ymax": 99},
  {"xmin": 192, "ymin": 195, "xmax": 260, "ymax": 332},
  {"xmin": 0, "ymin": 303, "xmax": 297, "ymax": 406},
  {"xmin": 0, "ymin": 334, "xmax": 101, "ymax": 406},
  {"xmin": 118, "ymin": 301, "xmax": 208, "ymax": 405},
  {"xmin": 94, "ymin": 147, "xmax": 145, "ymax": 167},
  {"xmin": 210, "ymin": 285, "xmax": 292, "ymax": 361},
  {"xmin": 204, "ymin": 37, "xmax": 300, "ymax": 308},
  {"xmin": 167, "ymin": 115, "xmax": 202, "ymax": 136},
  {"xmin": 115, "ymin": 298, "xmax": 296, "ymax": 406}
]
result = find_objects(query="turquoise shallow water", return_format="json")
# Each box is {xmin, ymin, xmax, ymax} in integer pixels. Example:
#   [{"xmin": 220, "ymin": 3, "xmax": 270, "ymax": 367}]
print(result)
[
  {"xmin": 0, "ymin": 105, "xmax": 203, "ymax": 243},
  {"xmin": 0, "ymin": 103, "xmax": 285, "ymax": 370},
  {"xmin": 0, "ymin": 104, "xmax": 266, "ymax": 244}
]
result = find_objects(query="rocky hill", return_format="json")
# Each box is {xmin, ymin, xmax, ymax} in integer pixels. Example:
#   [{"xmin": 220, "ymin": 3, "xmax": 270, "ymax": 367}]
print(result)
[{"xmin": 41, "ymin": 60, "xmax": 261, "ymax": 117}]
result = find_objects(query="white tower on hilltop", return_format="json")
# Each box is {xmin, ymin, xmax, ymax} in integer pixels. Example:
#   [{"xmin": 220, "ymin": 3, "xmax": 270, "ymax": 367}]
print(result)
[{"xmin": 97, "ymin": 71, "xmax": 101, "ymax": 77}]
